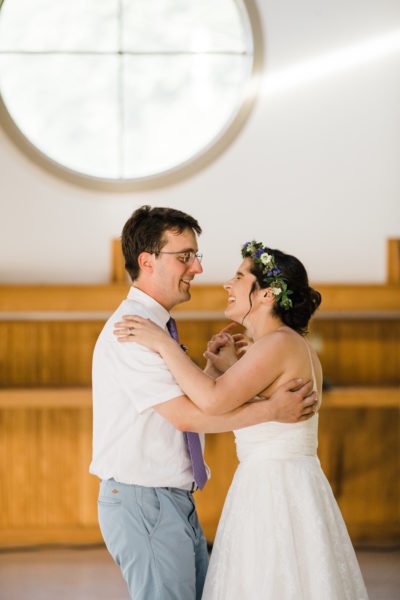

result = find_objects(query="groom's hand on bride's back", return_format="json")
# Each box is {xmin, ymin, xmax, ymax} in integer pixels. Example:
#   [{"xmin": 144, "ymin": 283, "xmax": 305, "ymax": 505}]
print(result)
[{"xmin": 269, "ymin": 379, "xmax": 318, "ymax": 422}]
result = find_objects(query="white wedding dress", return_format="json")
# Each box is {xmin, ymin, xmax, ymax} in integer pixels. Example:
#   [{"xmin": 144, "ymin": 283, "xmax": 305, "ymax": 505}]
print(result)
[{"xmin": 202, "ymin": 359, "xmax": 369, "ymax": 599}]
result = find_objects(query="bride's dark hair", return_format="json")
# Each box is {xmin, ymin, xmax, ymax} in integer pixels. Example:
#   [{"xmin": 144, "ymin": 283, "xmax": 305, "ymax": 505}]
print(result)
[{"xmin": 247, "ymin": 248, "xmax": 321, "ymax": 336}]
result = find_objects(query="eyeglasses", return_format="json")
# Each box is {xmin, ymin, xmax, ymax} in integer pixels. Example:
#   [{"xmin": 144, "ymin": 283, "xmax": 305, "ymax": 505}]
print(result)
[{"xmin": 156, "ymin": 250, "xmax": 203, "ymax": 265}]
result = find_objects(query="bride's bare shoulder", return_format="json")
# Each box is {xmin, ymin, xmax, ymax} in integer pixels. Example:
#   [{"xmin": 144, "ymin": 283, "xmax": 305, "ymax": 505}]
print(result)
[
  {"xmin": 254, "ymin": 326, "xmax": 301, "ymax": 350},
  {"xmin": 245, "ymin": 328, "xmax": 299, "ymax": 365}
]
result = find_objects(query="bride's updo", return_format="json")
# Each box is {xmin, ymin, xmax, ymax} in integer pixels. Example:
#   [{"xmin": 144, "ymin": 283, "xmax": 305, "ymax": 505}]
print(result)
[{"xmin": 242, "ymin": 242, "xmax": 321, "ymax": 335}]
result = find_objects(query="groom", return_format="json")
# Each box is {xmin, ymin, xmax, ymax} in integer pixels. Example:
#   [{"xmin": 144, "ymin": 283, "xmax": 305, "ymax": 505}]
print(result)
[{"xmin": 90, "ymin": 205, "xmax": 317, "ymax": 600}]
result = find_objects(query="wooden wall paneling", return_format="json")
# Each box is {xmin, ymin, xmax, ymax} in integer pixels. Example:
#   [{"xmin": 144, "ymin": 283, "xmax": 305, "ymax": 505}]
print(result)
[
  {"xmin": 0, "ymin": 388, "xmax": 92, "ymax": 409},
  {"xmin": 311, "ymin": 319, "xmax": 400, "ymax": 385},
  {"xmin": 78, "ymin": 408, "xmax": 101, "ymax": 527},
  {"xmin": 387, "ymin": 239, "xmax": 400, "ymax": 284},
  {"xmin": 1, "ymin": 317, "xmax": 399, "ymax": 388},
  {"xmin": 1, "ymin": 409, "xmax": 45, "ymax": 528},
  {"xmin": 0, "ymin": 285, "xmax": 129, "ymax": 312},
  {"xmin": 0, "ymin": 321, "xmax": 105, "ymax": 387},
  {"xmin": 0, "ymin": 283, "xmax": 399, "ymax": 313},
  {"xmin": 0, "ymin": 401, "xmax": 102, "ymax": 547},
  {"xmin": 181, "ymin": 318, "xmax": 400, "ymax": 385},
  {"xmin": 111, "ymin": 239, "xmax": 127, "ymax": 284},
  {"xmin": 309, "ymin": 321, "xmax": 338, "ymax": 383},
  {"xmin": 313, "ymin": 284, "xmax": 400, "ymax": 311},
  {"xmin": 318, "ymin": 406, "xmax": 400, "ymax": 545},
  {"xmin": 178, "ymin": 320, "xmax": 230, "ymax": 367},
  {"xmin": 0, "ymin": 388, "xmax": 398, "ymax": 547},
  {"xmin": 50, "ymin": 406, "xmax": 90, "ymax": 529},
  {"xmin": 195, "ymin": 432, "xmax": 238, "ymax": 542}
]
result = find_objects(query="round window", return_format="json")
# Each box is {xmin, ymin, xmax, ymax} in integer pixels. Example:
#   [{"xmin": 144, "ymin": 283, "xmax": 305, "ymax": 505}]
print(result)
[{"xmin": 0, "ymin": 0, "xmax": 261, "ymax": 189}]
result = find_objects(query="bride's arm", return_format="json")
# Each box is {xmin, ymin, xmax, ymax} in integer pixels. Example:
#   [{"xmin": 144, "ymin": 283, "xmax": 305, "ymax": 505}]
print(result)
[
  {"xmin": 155, "ymin": 379, "xmax": 316, "ymax": 432},
  {"xmin": 115, "ymin": 315, "xmax": 285, "ymax": 415}
]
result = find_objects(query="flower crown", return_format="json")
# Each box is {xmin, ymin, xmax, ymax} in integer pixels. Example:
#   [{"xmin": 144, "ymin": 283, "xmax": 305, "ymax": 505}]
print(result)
[{"xmin": 241, "ymin": 241, "xmax": 293, "ymax": 310}]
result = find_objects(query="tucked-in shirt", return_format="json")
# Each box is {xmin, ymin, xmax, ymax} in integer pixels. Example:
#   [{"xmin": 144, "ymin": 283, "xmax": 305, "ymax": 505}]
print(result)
[{"xmin": 90, "ymin": 286, "xmax": 205, "ymax": 487}]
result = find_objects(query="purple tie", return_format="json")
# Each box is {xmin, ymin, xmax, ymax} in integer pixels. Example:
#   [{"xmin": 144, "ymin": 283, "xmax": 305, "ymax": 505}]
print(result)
[{"xmin": 166, "ymin": 318, "xmax": 208, "ymax": 489}]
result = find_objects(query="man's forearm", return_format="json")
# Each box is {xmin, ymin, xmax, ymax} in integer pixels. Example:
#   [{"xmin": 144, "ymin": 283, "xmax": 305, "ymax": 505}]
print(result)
[{"xmin": 181, "ymin": 397, "xmax": 275, "ymax": 433}]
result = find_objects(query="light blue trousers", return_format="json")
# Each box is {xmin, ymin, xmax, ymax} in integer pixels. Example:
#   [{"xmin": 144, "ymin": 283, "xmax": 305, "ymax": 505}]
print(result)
[{"xmin": 98, "ymin": 479, "xmax": 209, "ymax": 600}]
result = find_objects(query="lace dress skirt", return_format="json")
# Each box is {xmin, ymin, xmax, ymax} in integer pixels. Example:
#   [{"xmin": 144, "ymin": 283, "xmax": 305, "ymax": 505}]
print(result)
[{"xmin": 202, "ymin": 454, "xmax": 368, "ymax": 600}]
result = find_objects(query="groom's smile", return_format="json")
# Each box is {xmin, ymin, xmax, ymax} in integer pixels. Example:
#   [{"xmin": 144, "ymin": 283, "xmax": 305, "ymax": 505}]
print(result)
[{"xmin": 150, "ymin": 228, "xmax": 203, "ymax": 311}]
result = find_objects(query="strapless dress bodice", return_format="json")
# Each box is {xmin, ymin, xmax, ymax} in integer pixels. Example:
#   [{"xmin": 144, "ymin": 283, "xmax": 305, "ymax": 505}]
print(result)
[{"xmin": 234, "ymin": 414, "xmax": 318, "ymax": 462}]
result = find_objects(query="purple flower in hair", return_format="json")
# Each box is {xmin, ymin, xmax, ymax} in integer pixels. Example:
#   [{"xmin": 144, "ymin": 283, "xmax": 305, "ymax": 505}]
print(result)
[{"xmin": 240, "ymin": 240, "xmax": 294, "ymax": 311}]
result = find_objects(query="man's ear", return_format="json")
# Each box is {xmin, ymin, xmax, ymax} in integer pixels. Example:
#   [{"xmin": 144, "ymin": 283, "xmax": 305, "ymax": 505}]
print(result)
[{"xmin": 137, "ymin": 251, "xmax": 154, "ymax": 274}]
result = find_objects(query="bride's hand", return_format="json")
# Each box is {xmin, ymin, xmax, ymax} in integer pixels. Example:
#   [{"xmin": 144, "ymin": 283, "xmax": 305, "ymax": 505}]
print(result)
[
  {"xmin": 203, "ymin": 332, "xmax": 231, "ymax": 378},
  {"xmin": 204, "ymin": 335, "xmax": 238, "ymax": 373},
  {"xmin": 113, "ymin": 315, "xmax": 172, "ymax": 353},
  {"xmin": 203, "ymin": 323, "xmax": 251, "ymax": 375},
  {"xmin": 232, "ymin": 332, "xmax": 253, "ymax": 356}
]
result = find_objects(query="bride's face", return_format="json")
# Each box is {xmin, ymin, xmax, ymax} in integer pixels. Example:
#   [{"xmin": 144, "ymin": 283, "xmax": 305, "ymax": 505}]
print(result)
[{"xmin": 223, "ymin": 258, "xmax": 259, "ymax": 323}]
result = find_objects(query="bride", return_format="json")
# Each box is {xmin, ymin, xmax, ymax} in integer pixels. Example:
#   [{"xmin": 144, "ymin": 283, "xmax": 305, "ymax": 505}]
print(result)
[{"xmin": 114, "ymin": 241, "xmax": 368, "ymax": 599}]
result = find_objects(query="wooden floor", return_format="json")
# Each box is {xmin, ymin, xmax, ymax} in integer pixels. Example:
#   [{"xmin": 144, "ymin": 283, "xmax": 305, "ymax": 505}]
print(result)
[{"xmin": 0, "ymin": 546, "xmax": 398, "ymax": 599}]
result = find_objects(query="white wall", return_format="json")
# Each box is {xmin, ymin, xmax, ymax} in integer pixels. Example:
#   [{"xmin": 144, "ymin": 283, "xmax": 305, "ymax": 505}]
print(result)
[{"xmin": 1, "ymin": 0, "xmax": 399, "ymax": 284}]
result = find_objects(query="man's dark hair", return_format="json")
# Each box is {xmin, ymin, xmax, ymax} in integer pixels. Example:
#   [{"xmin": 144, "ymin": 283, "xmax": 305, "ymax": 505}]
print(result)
[{"xmin": 121, "ymin": 205, "xmax": 202, "ymax": 281}]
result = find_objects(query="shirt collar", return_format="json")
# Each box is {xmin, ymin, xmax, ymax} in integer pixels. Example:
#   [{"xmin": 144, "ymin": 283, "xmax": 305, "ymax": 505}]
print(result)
[{"xmin": 127, "ymin": 286, "xmax": 171, "ymax": 328}]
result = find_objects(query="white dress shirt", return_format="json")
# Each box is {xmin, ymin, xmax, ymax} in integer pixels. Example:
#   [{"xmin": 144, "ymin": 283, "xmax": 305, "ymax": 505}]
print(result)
[{"xmin": 90, "ymin": 287, "xmax": 206, "ymax": 487}]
